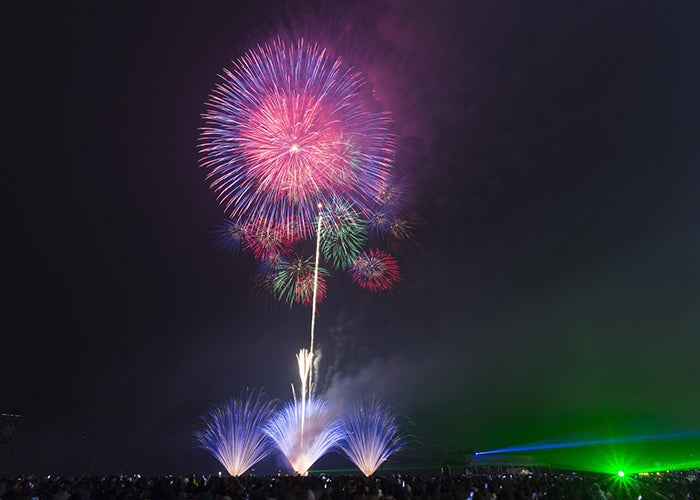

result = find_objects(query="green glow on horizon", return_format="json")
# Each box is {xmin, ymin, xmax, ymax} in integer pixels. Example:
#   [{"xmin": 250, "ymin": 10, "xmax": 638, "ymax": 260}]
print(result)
[{"xmin": 477, "ymin": 437, "xmax": 700, "ymax": 475}]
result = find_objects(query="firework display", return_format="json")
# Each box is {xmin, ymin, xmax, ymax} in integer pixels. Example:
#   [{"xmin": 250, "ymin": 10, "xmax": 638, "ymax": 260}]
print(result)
[
  {"xmin": 196, "ymin": 36, "xmax": 416, "ymax": 478},
  {"xmin": 214, "ymin": 217, "xmax": 247, "ymax": 255},
  {"xmin": 241, "ymin": 218, "xmax": 294, "ymax": 261},
  {"xmin": 264, "ymin": 397, "xmax": 345, "ymax": 475},
  {"xmin": 320, "ymin": 200, "xmax": 368, "ymax": 270},
  {"xmin": 200, "ymin": 38, "xmax": 394, "ymax": 235},
  {"xmin": 197, "ymin": 390, "xmax": 410, "ymax": 476},
  {"xmin": 201, "ymin": 37, "xmax": 422, "ymax": 306},
  {"xmin": 348, "ymin": 248, "xmax": 400, "ymax": 292},
  {"xmin": 194, "ymin": 390, "xmax": 277, "ymax": 476},
  {"xmin": 272, "ymin": 255, "xmax": 330, "ymax": 307},
  {"xmin": 339, "ymin": 398, "xmax": 409, "ymax": 477}
]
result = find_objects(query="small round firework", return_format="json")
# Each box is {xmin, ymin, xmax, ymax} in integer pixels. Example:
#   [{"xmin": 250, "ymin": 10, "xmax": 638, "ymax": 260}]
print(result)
[
  {"xmin": 365, "ymin": 206, "xmax": 393, "ymax": 239},
  {"xmin": 273, "ymin": 255, "xmax": 330, "ymax": 307},
  {"xmin": 242, "ymin": 218, "xmax": 293, "ymax": 260},
  {"xmin": 385, "ymin": 210, "xmax": 424, "ymax": 253},
  {"xmin": 375, "ymin": 176, "xmax": 411, "ymax": 211},
  {"xmin": 214, "ymin": 217, "xmax": 248, "ymax": 254},
  {"xmin": 348, "ymin": 248, "xmax": 400, "ymax": 292},
  {"xmin": 320, "ymin": 200, "xmax": 368, "ymax": 270}
]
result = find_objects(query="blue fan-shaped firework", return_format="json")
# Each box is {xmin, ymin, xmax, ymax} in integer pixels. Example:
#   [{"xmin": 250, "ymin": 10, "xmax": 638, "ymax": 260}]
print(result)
[
  {"xmin": 264, "ymin": 398, "xmax": 344, "ymax": 475},
  {"xmin": 340, "ymin": 397, "xmax": 409, "ymax": 476},
  {"xmin": 194, "ymin": 389, "xmax": 277, "ymax": 476}
]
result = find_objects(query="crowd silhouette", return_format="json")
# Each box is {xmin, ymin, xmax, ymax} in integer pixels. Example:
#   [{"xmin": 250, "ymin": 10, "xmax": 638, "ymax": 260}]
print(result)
[{"xmin": 1, "ymin": 469, "xmax": 698, "ymax": 499}]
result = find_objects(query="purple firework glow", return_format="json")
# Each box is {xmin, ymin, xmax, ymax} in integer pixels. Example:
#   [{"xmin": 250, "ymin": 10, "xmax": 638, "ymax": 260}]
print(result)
[{"xmin": 200, "ymin": 37, "xmax": 395, "ymax": 237}]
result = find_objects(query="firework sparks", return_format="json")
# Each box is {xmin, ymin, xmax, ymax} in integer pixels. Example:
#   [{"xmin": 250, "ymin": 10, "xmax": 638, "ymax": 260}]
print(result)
[
  {"xmin": 339, "ymin": 397, "xmax": 409, "ymax": 477},
  {"xmin": 385, "ymin": 210, "xmax": 425, "ymax": 253},
  {"xmin": 376, "ymin": 176, "xmax": 411, "ymax": 211},
  {"xmin": 197, "ymin": 35, "xmax": 419, "ymax": 481},
  {"xmin": 194, "ymin": 389, "xmax": 277, "ymax": 477},
  {"xmin": 241, "ymin": 218, "xmax": 293, "ymax": 260},
  {"xmin": 366, "ymin": 206, "xmax": 393, "ymax": 239},
  {"xmin": 264, "ymin": 396, "xmax": 344, "ymax": 475},
  {"xmin": 201, "ymin": 37, "xmax": 422, "ymax": 308},
  {"xmin": 214, "ymin": 217, "xmax": 248, "ymax": 254},
  {"xmin": 348, "ymin": 248, "xmax": 400, "ymax": 292},
  {"xmin": 200, "ymin": 38, "xmax": 395, "ymax": 232},
  {"xmin": 272, "ymin": 254, "xmax": 329, "ymax": 307},
  {"xmin": 320, "ymin": 200, "xmax": 368, "ymax": 270}
]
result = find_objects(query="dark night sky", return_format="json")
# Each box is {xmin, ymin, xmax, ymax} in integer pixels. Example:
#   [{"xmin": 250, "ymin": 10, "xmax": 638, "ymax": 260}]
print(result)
[{"xmin": 4, "ymin": 1, "xmax": 699, "ymax": 476}]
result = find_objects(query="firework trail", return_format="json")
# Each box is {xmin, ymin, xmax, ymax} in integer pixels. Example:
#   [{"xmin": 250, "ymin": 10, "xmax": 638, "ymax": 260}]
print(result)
[
  {"xmin": 200, "ymin": 37, "xmax": 395, "ymax": 236},
  {"xmin": 264, "ymin": 395, "xmax": 344, "ymax": 475},
  {"xmin": 339, "ymin": 397, "xmax": 409, "ymax": 476},
  {"xmin": 194, "ymin": 389, "xmax": 277, "ymax": 477}
]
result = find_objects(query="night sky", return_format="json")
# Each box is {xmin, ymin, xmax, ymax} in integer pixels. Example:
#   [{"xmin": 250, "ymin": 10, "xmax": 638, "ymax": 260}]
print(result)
[{"xmin": 4, "ymin": 1, "xmax": 699, "ymax": 476}]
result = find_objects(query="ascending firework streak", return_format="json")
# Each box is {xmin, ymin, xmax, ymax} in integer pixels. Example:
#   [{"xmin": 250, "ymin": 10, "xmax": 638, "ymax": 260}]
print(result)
[
  {"xmin": 296, "ymin": 206, "xmax": 322, "ymax": 451},
  {"xmin": 309, "ymin": 207, "xmax": 323, "ymax": 375}
]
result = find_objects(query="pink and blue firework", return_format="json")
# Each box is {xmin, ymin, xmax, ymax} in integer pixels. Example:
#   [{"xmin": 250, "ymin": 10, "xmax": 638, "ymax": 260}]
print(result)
[
  {"xmin": 339, "ymin": 397, "xmax": 409, "ymax": 476},
  {"xmin": 376, "ymin": 176, "xmax": 412, "ymax": 212},
  {"xmin": 241, "ymin": 217, "xmax": 294, "ymax": 261},
  {"xmin": 365, "ymin": 177, "xmax": 418, "ymax": 243},
  {"xmin": 214, "ymin": 217, "xmax": 247, "ymax": 254},
  {"xmin": 348, "ymin": 248, "xmax": 400, "ymax": 292},
  {"xmin": 194, "ymin": 389, "xmax": 277, "ymax": 477},
  {"xmin": 200, "ymin": 38, "xmax": 395, "ymax": 236}
]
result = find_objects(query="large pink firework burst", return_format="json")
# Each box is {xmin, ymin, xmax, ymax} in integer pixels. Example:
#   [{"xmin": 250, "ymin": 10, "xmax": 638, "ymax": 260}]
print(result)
[
  {"xmin": 200, "ymin": 38, "xmax": 395, "ymax": 236},
  {"xmin": 348, "ymin": 248, "xmax": 400, "ymax": 292}
]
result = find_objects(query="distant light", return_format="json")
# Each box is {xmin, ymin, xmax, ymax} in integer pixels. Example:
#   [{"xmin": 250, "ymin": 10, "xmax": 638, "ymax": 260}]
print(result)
[{"xmin": 618, "ymin": 470, "xmax": 625, "ymax": 477}]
